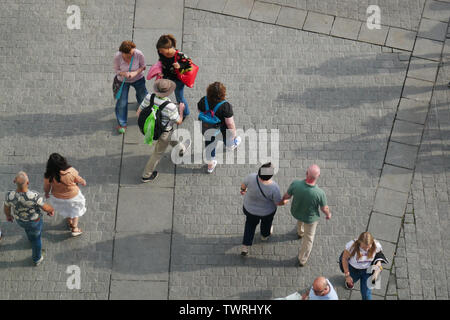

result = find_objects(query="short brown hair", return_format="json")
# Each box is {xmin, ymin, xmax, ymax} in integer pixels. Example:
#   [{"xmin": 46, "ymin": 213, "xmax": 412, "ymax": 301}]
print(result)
[
  {"xmin": 156, "ymin": 34, "xmax": 177, "ymax": 49},
  {"xmin": 206, "ymin": 82, "xmax": 226, "ymax": 106},
  {"xmin": 119, "ymin": 40, "xmax": 136, "ymax": 53}
]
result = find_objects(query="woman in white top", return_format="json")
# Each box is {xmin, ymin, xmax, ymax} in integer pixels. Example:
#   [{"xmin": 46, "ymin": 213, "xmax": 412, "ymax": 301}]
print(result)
[{"xmin": 340, "ymin": 232, "xmax": 388, "ymax": 300}]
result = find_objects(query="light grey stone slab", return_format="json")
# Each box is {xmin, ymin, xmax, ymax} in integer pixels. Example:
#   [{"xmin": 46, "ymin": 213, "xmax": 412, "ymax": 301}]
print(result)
[
  {"xmin": 379, "ymin": 164, "xmax": 413, "ymax": 194},
  {"xmin": 249, "ymin": 1, "xmax": 281, "ymax": 24},
  {"xmin": 413, "ymin": 37, "xmax": 444, "ymax": 61},
  {"xmin": 391, "ymin": 120, "xmax": 424, "ymax": 146},
  {"xmin": 402, "ymin": 77, "xmax": 434, "ymax": 102},
  {"xmin": 116, "ymin": 188, "xmax": 173, "ymax": 233},
  {"xmin": 120, "ymin": 144, "xmax": 175, "ymax": 188},
  {"xmin": 303, "ymin": 12, "xmax": 334, "ymax": 35},
  {"xmin": 358, "ymin": 23, "xmax": 389, "ymax": 46},
  {"xmin": 418, "ymin": 18, "xmax": 448, "ymax": 42},
  {"xmin": 197, "ymin": 0, "xmax": 227, "ymax": 12},
  {"xmin": 133, "ymin": 28, "xmax": 183, "ymax": 67},
  {"xmin": 423, "ymin": 0, "xmax": 450, "ymax": 22},
  {"xmin": 385, "ymin": 27, "xmax": 416, "ymax": 51},
  {"xmin": 275, "ymin": 6, "xmax": 307, "ymax": 29},
  {"xmin": 385, "ymin": 141, "xmax": 419, "ymax": 170},
  {"xmin": 185, "ymin": 0, "xmax": 199, "ymax": 8},
  {"xmin": 368, "ymin": 211, "xmax": 403, "ymax": 243},
  {"xmin": 378, "ymin": 240, "xmax": 395, "ymax": 270},
  {"xmin": 112, "ymin": 232, "xmax": 171, "ymax": 281},
  {"xmin": 110, "ymin": 280, "xmax": 168, "ymax": 300},
  {"xmin": 408, "ymin": 57, "xmax": 440, "ymax": 82},
  {"xmin": 330, "ymin": 17, "xmax": 362, "ymax": 40},
  {"xmin": 396, "ymin": 98, "xmax": 429, "ymax": 125},
  {"xmin": 373, "ymin": 187, "xmax": 409, "ymax": 218},
  {"xmin": 223, "ymin": 0, "xmax": 255, "ymax": 19},
  {"xmin": 135, "ymin": 0, "xmax": 183, "ymax": 30}
]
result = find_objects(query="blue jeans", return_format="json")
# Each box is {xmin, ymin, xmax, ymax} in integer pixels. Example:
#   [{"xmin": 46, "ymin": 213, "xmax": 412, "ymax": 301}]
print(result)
[
  {"xmin": 174, "ymin": 79, "xmax": 189, "ymax": 116},
  {"xmin": 242, "ymin": 207, "xmax": 276, "ymax": 246},
  {"xmin": 16, "ymin": 218, "xmax": 43, "ymax": 264},
  {"xmin": 115, "ymin": 77, "xmax": 148, "ymax": 127},
  {"xmin": 349, "ymin": 264, "xmax": 373, "ymax": 300}
]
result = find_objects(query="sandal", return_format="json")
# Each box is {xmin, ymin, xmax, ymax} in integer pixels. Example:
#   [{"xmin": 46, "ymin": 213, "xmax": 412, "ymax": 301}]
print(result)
[{"xmin": 71, "ymin": 227, "xmax": 83, "ymax": 237}]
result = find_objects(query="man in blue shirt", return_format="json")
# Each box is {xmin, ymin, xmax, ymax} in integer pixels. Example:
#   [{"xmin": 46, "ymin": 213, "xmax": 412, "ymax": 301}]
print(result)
[{"xmin": 302, "ymin": 277, "xmax": 339, "ymax": 300}]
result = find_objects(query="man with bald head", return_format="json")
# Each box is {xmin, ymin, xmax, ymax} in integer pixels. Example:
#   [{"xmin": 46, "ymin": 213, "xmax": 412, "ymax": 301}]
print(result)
[
  {"xmin": 302, "ymin": 277, "xmax": 338, "ymax": 300},
  {"xmin": 282, "ymin": 164, "xmax": 331, "ymax": 266},
  {"xmin": 3, "ymin": 171, "xmax": 54, "ymax": 266}
]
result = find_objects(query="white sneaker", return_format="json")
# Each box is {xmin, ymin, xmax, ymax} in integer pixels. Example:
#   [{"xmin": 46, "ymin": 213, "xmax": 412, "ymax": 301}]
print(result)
[
  {"xmin": 261, "ymin": 226, "xmax": 274, "ymax": 241},
  {"xmin": 207, "ymin": 160, "xmax": 217, "ymax": 174},
  {"xmin": 34, "ymin": 255, "xmax": 44, "ymax": 266},
  {"xmin": 227, "ymin": 136, "xmax": 241, "ymax": 151}
]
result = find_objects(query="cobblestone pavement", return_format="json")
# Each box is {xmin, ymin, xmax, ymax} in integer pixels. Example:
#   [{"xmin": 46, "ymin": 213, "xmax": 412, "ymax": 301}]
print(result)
[{"xmin": 0, "ymin": 0, "xmax": 448, "ymax": 300}]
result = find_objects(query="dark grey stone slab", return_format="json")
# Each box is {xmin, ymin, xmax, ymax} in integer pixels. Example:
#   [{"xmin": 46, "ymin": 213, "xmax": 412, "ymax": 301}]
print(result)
[
  {"xmin": 373, "ymin": 187, "xmax": 409, "ymax": 217},
  {"xmin": 385, "ymin": 27, "xmax": 416, "ymax": 51},
  {"xmin": 368, "ymin": 211, "xmax": 402, "ymax": 243},
  {"xmin": 112, "ymin": 232, "xmax": 171, "ymax": 281},
  {"xmin": 120, "ymin": 144, "xmax": 175, "ymax": 188},
  {"xmin": 197, "ymin": 0, "xmax": 227, "ymax": 12},
  {"xmin": 379, "ymin": 164, "xmax": 413, "ymax": 194},
  {"xmin": 391, "ymin": 120, "xmax": 424, "ymax": 146},
  {"xmin": 116, "ymin": 188, "xmax": 173, "ymax": 233},
  {"xmin": 423, "ymin": 0, "xmax": 450, "ymax": 22},
  {"xmin": 408, "ymin": 57, "xmax": 440, "ymax": 82},
  {"xmin": 330, "ymin": 17, "xmax": 361, "ymax": 40},
  {"xmin": 303, "ymin": 12, "xmax": 334, "ymax": 35},
  {"xmin": 385, "ymin": 141, "xmax": 419, "ymax": 170},
  {"xmin": 110, "ymin": 280, "xmax": 168, "ymax": 299},
  {"xmin": 223, "ymin": 0, "xmax": 255, "ymax": 19},
  {"xmin": 396, "ymin": 98, "xmax": 429, "ymax": 125},
  {"xmin": 135, "ymin": 0, "xmax": 183, "ymax": 30},
  {"xmin": 358, "ymin": 24, "xmax": 388, "ymax": 46},
  {"xmin": 124, "ymin": 109, "xmax": 140, "ymax": 144},
  {"xmin": 418, "ymin": 18, "xmax": 448, "ymax": 42},
  {"xmin": 413, "ymin": 37, "xmax": 444, "ymax": 61},
  {"xmin": 249, "ymin": 1, "xmax": 281, "ymax": 24},
  {"xmin": 402, "ymin": 77, "xmax": 433, "ymax": 102},
  {"xmin": 275, "ymin": 6, "xmax": 307, "ymax": 29}
]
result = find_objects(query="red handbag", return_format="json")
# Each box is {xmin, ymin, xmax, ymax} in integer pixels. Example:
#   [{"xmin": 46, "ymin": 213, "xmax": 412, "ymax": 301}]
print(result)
[{"xmin": 174, "ymin": 50, "xmax": 199, "ymax": 88}]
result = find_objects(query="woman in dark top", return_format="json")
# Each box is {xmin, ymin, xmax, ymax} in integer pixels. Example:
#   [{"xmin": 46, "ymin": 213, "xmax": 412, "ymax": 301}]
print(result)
[
  {"xmin": 156, "ymin": 34, "xmax": 191, "ymax": 117},
  {"xmin": 197, "ymin": 82, "xmax": 241, "ymax": 173}
]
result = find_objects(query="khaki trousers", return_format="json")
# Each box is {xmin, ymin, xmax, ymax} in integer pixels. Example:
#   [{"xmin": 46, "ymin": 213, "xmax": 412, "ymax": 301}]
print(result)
[
  {"xmin": 297, "ymin": 220, "xmax": 319, "ymax": 265},
  {"xmin": 142, "ymin": 131, "xmax": 183, "ymax": 177}
]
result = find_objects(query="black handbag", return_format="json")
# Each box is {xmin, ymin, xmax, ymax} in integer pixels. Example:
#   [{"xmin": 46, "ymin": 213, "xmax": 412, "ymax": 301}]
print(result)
[{"xmin": 112, "ymin": 75, "xmax": 122, "ymax": 98}]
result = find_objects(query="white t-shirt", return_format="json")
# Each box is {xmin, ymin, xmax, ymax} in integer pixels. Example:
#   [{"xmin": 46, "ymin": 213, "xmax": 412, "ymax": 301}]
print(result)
[{"xmin": 345, "ymin": 239, "xmax": 382, "ymax": 270}]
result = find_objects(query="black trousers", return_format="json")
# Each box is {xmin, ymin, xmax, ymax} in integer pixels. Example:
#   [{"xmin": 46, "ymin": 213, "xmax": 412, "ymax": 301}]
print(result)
[{"xmin": 242, "ymin": 206, "xmax": 276, "ymax": 246}]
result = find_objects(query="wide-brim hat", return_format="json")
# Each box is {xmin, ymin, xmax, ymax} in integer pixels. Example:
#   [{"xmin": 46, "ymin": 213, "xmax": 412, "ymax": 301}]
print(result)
[{"xmin": 153, "ymin": 79, "xmax": 176, "ymax": 97}]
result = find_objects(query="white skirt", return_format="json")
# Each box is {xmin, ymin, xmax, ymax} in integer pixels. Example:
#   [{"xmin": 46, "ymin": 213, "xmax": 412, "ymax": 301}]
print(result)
[{"xmin": 50, "ymin": 191, "xmax": 87, "ymax": 219}]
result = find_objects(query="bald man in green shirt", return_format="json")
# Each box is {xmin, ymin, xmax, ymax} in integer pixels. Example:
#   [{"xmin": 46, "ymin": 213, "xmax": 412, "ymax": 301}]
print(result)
[{"xmin": 282, "ymin": 164, "xmax": 331, "ymax": 266}]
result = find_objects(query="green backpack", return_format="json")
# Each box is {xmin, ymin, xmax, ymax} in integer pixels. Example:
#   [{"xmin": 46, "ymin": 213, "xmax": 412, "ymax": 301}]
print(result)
[{"xmin": 137, "ymin": 94, "xmax": 171, "ymax": 145}]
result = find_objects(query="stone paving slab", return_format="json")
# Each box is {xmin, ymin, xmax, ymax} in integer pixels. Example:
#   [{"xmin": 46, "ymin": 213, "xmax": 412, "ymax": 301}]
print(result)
[
  {"xmin": 330, "ymin": 17, "xmax": 361, "ymax": 40},
  {"xmin": 385, "ymin": 141, "xmax": 419, "ymax": 170},
  {"xmin": 116, "ymin": 188, "xmax": 173, "ymax": 233},
  {"xmin": 422, "ymin": 0, "xmax": 450, "ymax": 22},
  {"xmin": 385, "ymin": 27, "xmax": 417, "ymax": 51},
  {"xmin": 418, "ymin": 18, "xmax": 448, "ymax": 41},
  {"xmin": 378, "ymin": 240, "xmax": 396, "ymax": 270},
  {"xmin": 408, "ymin": 57, "xmax": 440, "ymax": 82},
  {"xmin": 135, "ymin": 0, "xmax": 183, "ymax": 30},
  {"xmin": 358, "ymin": 24, "xmax": 389, "ymax": 46},
  {"xmin": 373, "ymin": 187, "xmax": 409, "ymax": 217},
  {"xmin": 396, "ymin": 98, "xmax": 430, "ymax": 124},
  {"xmin": 402, "ymin": 77, "xmax": 434, "ymax": 102},
  {"xmin": 368, "ymin": 211, "xmax": 403, "ymax": 243},
  {"xmin": 275, "ymin": 6, "xmax": 307, "ymax": 29},
  {"xmin": 222, "ymin": 0, "xmax": 255, "ymax": 19},
  {"xmin": 391, "ymin": 119, "xmax": 424, "ymax": 146},
  {"xmin": 197, "ymin": 0, "xmax": 227, "ymax": 12},
  {"xmin": 379, "ymin": 164, "xmax": 414, "ymax": 194},
  {"xmin": 413, "ymin": 37, "xmax": 445, "ymax": 61},
  {"xmin": 110, "ymin": 280, "xmax": 168, "ymax": 299},
  {"xmin": 112, "ymin": 232, "xmax": 171, "ymax": 281},
  {"xmin": 303, "ymin": 12, "xmax": 334, "ymax": 35},
  {"xmin": 249, "ymin": 1, "xmax": 281, "ymax": 24}
]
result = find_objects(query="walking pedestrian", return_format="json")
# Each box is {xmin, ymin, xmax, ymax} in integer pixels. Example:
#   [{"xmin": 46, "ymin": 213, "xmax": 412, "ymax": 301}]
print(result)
[
  {"xmin": 197, "ymin": 82, "xmax": 241, "ymax": 173},
  {"xmin": 43, "ymin": 153, "xmax": 87, "ymax": 237},
  {"xmin": 138, "ymin": 79, "xmax": 191, "ymax": 182},
  {"xmin": 3, "ymin": 171, "xmax": 54, "ymax": 265},
  {"xmin": 301, "ymin": 277, "xmax": 339, "ymax": 300},
  {"xmin": 339, "ymin": 231, "xmax": 388, "ymax": 300},
  {"xmin": 239, "ymin": 162, "xmax": 287, "ymax": 256},
  {"xmin": 281, "ymin": 164, "xmax": 331, "ymax": 266},
  {"xmin": 156, "ymin": 34, "xmax": 192, "ymax": 117},
  {"xmin": 113, "ymin": 40, "xmax": 148, "ymax": 134}
]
